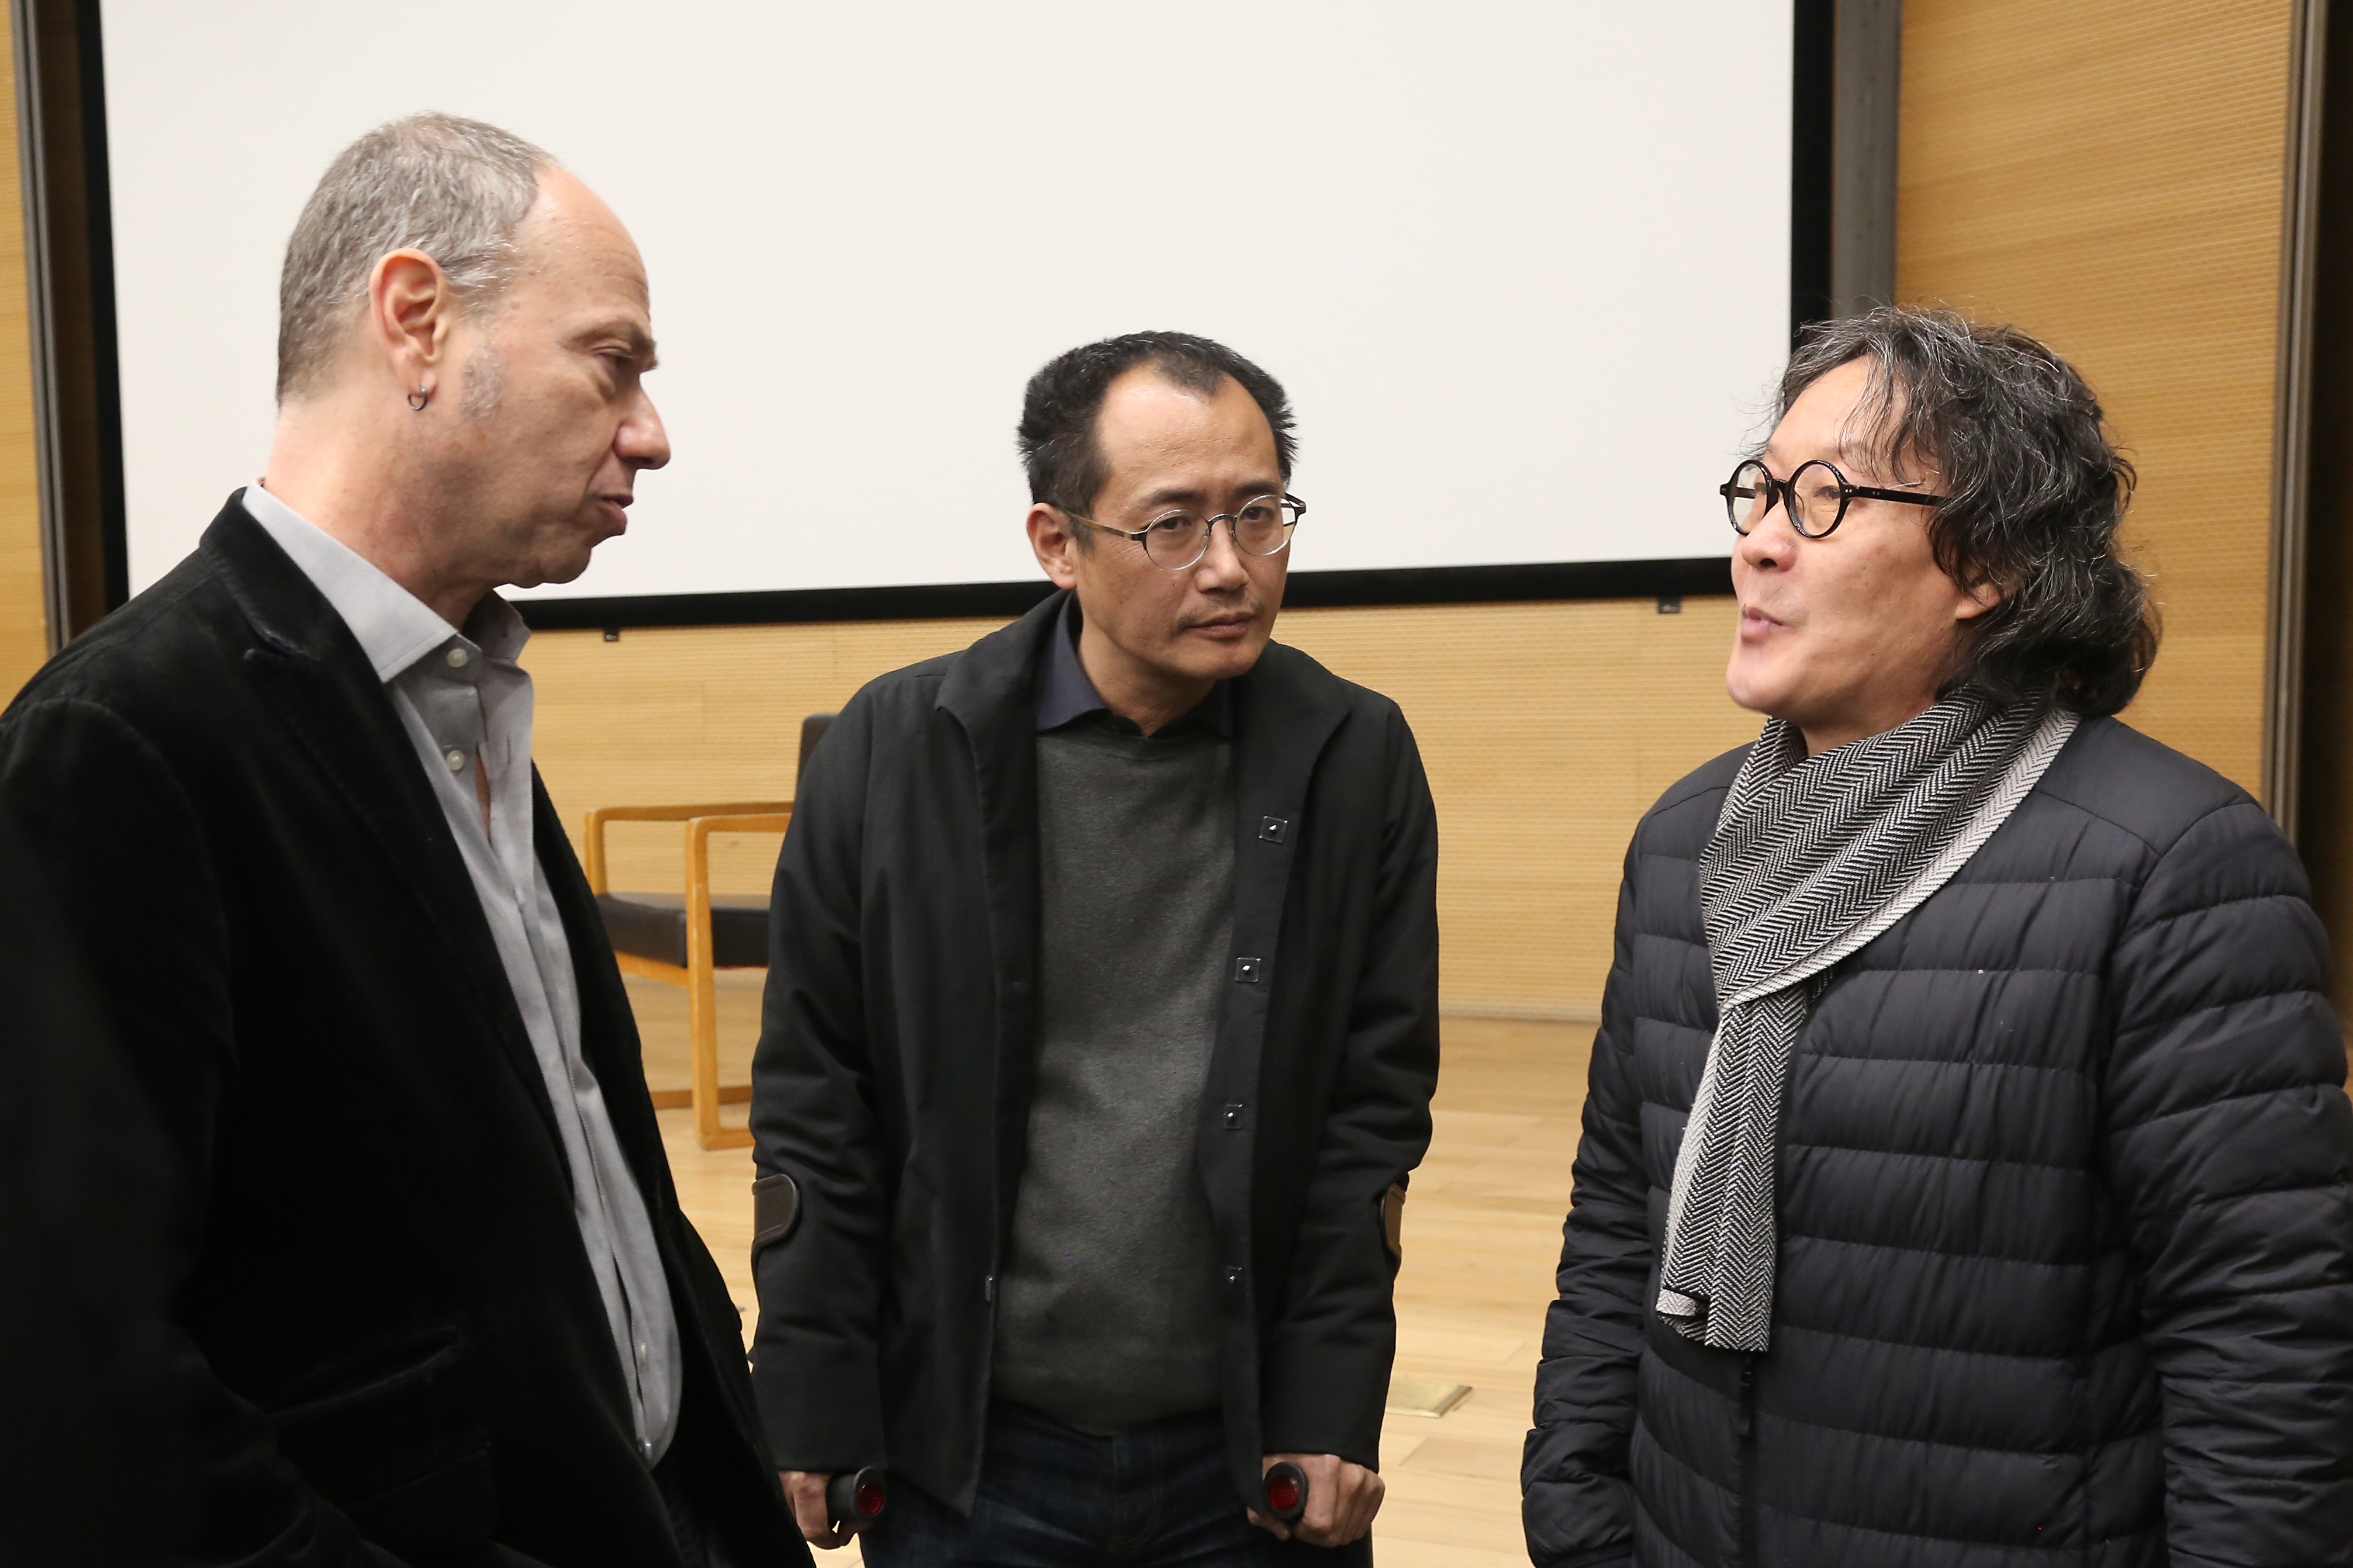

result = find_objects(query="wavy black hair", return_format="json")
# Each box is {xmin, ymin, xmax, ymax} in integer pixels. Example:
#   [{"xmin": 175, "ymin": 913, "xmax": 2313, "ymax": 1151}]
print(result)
[
  {"xmin": 1017, "ymin": 331, "xmax": 1295, "ymax": 535},
  {"xmin": 1774, "ymin": 306, "xmax": 2157, "ymax": 716}
]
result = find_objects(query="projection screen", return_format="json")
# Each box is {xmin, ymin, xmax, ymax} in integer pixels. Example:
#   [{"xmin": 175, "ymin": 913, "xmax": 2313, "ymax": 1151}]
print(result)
[{"xmin": 101, "ymin": 1, "xmax": 1792, "ymax": 610}]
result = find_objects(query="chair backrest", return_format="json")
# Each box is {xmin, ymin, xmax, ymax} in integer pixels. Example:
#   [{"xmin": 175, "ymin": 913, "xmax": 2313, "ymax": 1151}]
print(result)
[{"xmin": 797, "ymin": 713, "xmax": 837, "ymax": 790}]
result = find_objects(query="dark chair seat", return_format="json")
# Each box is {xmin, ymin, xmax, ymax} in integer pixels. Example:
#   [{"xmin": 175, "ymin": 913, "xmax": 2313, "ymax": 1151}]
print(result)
[{"xmin": 597, "ymin": 892, "xmax": 771, "ymax": 970}]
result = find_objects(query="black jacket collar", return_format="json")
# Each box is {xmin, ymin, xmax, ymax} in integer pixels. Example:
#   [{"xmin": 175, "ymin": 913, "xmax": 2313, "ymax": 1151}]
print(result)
[
  {"xmin": 206, "ymin": 488, "xmax": 385, "ymax": 666},
  {"xmin": 202, "ymin": 493, "xmax": 568, "ymax": 1151}
]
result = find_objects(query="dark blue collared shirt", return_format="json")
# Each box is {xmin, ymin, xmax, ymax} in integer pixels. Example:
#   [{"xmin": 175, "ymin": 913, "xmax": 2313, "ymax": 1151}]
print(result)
[{"xmin": 1033, "ymin": 596, "xmax": 1233, "ymax": 738}]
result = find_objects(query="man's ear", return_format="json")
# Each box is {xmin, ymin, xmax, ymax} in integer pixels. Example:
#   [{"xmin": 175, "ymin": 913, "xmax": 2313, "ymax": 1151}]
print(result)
[
  {"xmin": 367, "ymin": 248, "xmax": 454, "ymax": 403},
  {"xmin": 1027, "ymin": 503, "xmax": 1082, "ymax": 590},
  {"xmin": 1954, "ymin": 572, "xmax": 2006, "ymax": 622}
]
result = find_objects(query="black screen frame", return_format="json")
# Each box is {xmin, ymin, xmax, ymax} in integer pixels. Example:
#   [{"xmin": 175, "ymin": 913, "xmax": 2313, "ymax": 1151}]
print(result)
[{"xmin": 15, "ymin": 0, "xmax": 126, "ymax": 646}]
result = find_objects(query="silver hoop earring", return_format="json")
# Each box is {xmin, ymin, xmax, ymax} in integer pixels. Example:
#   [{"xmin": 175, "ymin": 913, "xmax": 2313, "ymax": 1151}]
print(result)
[{"xmin": 407, "ymin": 385, "xmax": 430, "ymax": 411}]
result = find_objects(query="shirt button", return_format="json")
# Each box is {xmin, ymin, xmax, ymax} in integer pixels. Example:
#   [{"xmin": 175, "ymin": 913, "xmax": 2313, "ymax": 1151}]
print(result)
[
  {"xmin": 443, "ymin": 747, "xmax": 466, "ymax": 771},
  {"xmin": 635, "ymin": 1338, "xmax": 649, "ymax": 1367},
  {"xmin": 445, "ymin": 646, "xmax": 471, "ymax": 668}
]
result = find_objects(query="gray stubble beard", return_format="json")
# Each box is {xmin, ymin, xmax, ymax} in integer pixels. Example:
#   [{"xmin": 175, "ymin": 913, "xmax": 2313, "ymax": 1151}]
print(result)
[{"xmin": 459, "ymin": 337, "xmax": 507, "ymax": 421}]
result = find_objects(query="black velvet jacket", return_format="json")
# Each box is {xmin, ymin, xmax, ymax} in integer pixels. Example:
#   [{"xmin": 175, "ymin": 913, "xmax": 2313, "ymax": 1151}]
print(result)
[
  {"xmin": 0, "ymin": 496, "xmax": 804, "ymax": 1568},
  {"xmin": 748, "ymin": 591, "xmax": 1441, "ymax": 1532}
]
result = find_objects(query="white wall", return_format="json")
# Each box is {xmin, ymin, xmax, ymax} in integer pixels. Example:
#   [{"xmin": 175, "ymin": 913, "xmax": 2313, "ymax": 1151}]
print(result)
[{"xmin": 103, "ymin": 1, "xmax": 1790, "ymax": 599}]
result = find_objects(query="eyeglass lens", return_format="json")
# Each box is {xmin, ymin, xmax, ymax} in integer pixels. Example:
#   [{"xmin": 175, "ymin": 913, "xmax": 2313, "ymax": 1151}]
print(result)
[
  {"xmin": 1141, "ymin": 496, "xmax": 1302, "ymax": 569},
  {"xmin": 1724, "ymin": 460, "xmax": 1847, "ymax": 538}
]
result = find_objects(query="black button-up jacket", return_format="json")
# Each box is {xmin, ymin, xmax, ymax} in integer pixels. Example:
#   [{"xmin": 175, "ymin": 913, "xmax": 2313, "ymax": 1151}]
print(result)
[{"xmin": 748, "ymin": 590, "xmax": 1441, "ymax": 1524}]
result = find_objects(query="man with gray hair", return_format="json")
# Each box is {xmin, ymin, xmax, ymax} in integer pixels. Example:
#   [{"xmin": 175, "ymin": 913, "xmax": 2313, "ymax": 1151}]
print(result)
[{"xmin": 0, "ymin": 114, "xmax": 802, "ymax": 1567}]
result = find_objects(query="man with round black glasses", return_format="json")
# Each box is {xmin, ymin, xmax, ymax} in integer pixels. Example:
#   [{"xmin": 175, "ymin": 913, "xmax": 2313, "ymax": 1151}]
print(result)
[
  {"xmin": 1525, "ymin": 306, "xmax": 2353, "ymax": 1566},
  {"xmin": 748, "ymin": 331, "xmax": 1441, "ymax": 1565}
]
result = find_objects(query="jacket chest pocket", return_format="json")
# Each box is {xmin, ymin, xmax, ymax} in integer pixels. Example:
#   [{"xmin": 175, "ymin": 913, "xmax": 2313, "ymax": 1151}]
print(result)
[{"xmin": 268, "ymin": 1325, "xmax": 495, "ymax": 1553}]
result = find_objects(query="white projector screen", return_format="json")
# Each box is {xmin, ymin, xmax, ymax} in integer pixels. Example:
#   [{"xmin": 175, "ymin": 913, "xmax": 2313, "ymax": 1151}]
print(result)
[{"xmin": 103, "ymin": 1, "xmax": 1790, "ymax": 606}]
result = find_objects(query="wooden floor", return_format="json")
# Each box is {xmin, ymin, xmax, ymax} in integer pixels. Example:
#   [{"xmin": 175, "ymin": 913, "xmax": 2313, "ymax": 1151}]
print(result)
[{"xmin": 642, "ymin": 982, "xmax": 1592, "ymax": 1568}]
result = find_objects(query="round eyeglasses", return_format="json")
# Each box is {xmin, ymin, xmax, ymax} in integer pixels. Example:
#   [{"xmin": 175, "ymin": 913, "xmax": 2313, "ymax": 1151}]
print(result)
[
  {"xmin": 1721, "ymin": 458, "xmax": 1948, "ymax": 539},
  {"xmin": 1061, "ymin": 493, "xmax": 1304, "ymax": 571}
]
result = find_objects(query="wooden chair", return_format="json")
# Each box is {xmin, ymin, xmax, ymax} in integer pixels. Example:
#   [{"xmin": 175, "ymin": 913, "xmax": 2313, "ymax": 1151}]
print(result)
[
  {"xmin": 587, "ymin": 802, "xmax": 787, "ymax": 1150},
  {"xmin": 588, "ymin": 715, "xmax": 833, "ymax": 1151}
]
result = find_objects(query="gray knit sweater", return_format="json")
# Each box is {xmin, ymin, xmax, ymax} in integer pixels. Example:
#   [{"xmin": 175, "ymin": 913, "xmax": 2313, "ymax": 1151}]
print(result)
[{"xmin": 989, "ymin": 716, "xmax": 1232, "ymax": 1434}]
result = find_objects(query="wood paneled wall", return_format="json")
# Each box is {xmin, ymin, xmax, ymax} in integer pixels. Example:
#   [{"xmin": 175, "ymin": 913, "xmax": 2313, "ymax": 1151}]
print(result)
[
  {"xmin": 0, "ymin": 20, "xmax": 47, "ymax": 694},
  {"xmin": 1896, "ymin": 0, "xmax": 2300, "ymax": 792},
  {"xmin": 531, "ymin": 599, "xmax": 1760, "ymax": 1020}
]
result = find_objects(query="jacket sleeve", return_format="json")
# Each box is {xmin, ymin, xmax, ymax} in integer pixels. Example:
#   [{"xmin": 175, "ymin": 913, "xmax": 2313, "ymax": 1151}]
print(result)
[
  {"xmin": 747, "ymin": 690, "xmax": 890, "ymax": 1472},
  {"xmin": 0, "ymin": 695, "xmax": 472, "ymax": 1568},
  {"xmin": 2105, "ymin": 798, "xmax": 2353, "ymax": 1566},
  {"xmin": 1257, "ymin": 704, "xmax": 1442, "ymax": 1466},
  {"xmin": 1521, "ymin": 832, "xmax": 1649, "ymax": 1568}
]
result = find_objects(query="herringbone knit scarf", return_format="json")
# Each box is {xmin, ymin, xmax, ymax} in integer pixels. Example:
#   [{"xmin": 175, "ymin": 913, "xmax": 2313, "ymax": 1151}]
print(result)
[{"xmin": 1655, "ymin": 695, "xmax": 2078, "ymax": 1352}]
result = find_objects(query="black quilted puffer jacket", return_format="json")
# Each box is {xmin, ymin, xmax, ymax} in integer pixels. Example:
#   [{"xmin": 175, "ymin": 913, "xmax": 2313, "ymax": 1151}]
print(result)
[{"xmin": 1524, "ymin": 716, "xmax": 2353, "ymax": 1567}]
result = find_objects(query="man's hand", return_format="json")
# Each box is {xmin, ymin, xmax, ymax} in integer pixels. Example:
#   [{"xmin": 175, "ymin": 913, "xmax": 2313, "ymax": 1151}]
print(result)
[
  {"xmin": 1248, "ymin": 1452, "xmax": 1384, "ymax": 1547},
  {"xmin": 779, "ymin": 1470, "xmax": 863, "ymax": 1550}
]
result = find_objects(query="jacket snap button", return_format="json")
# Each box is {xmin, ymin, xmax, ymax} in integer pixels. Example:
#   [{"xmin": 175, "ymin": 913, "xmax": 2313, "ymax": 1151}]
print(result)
[
  {"xmin": 1233, "ymin": 957, "xmax": 1262, "ymax": 984},
  {"xmin": 1259, "ymin": 816, "xmax": 1288, "ymax": 842}
]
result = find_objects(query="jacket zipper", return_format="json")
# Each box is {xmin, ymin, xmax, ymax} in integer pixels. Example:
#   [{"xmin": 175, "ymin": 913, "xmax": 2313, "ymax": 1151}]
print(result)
[{"xmin": 1737, "ymin": 1355, "xmax": 1758, "ymax": 1568}]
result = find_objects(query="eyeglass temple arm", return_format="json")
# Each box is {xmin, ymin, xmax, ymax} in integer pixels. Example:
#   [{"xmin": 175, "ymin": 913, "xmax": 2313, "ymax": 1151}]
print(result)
[
  {"xmin": 1066, "ymin": 512, "xmax": 1150, "ymax": 544},
  {"xmin": 1846, "ymin": 483, "xmax": 1951, "ymax": 508}
]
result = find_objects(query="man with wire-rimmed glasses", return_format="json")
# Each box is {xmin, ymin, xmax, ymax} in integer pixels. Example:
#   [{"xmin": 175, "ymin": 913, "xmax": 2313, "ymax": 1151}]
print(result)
[{"xmin": 750, "ymin": 331, "xmax": 1439, "ymax": 1566}]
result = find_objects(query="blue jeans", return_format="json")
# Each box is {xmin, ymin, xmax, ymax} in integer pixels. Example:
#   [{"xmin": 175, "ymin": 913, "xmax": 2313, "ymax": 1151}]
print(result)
[{"xmin": 859, "ymin": 1403, "xmax": 1283, "ymax": 1567}]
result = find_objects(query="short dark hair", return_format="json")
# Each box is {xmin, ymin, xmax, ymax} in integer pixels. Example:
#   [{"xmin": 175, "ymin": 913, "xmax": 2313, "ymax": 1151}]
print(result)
[
  {"xmin": 1017, "ymin": 331, "xmax": 1297, "ymax": 524},
  {"xmin": 1776, "ymin": 306, "xmax": 2157, "ymax": 716}
]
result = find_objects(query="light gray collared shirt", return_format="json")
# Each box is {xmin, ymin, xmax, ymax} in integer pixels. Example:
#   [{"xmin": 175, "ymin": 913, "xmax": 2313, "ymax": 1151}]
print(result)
[{"xmin": 242, "ymin": 483, "xmax": 681, "ymax": 1464}]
